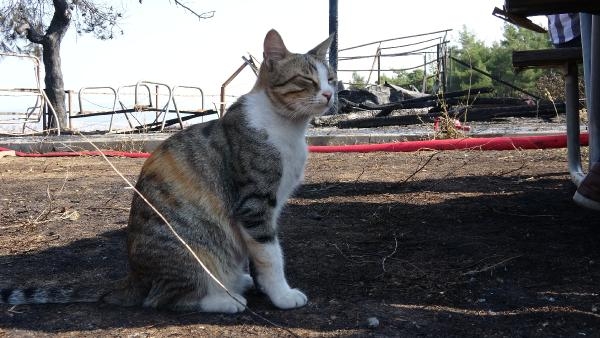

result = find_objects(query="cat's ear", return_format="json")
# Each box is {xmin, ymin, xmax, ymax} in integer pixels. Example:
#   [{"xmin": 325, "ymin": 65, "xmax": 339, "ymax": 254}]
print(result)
[
  {"xmin": 263, "ymin": 29, "xmax": 289, "ymax": 65},
  {"xmin": 308, "ymin": 33, "xmax": 334, "ymax": 60}
]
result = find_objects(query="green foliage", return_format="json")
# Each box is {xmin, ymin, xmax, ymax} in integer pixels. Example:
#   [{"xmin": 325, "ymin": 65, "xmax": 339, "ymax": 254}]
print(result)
[
  {"xmin": 448, "ymin": 27, "xmax": 493, "ymax": 91},
  {"xmin": 448, "ymin": 24, "xmax": 553, "ymax": 97},
  {"xmin": 378, "ymin": 69, "xmax": 434, "ymax": 92},
  {"xmin": 349, "ymin": 72, "xmax": 367, "ymax": 89}
]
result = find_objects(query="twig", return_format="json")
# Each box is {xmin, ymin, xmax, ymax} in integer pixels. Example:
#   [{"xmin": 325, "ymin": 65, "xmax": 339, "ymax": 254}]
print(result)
[
  {"xmin": 381, "ymin": 235, "xmax": 398, "ymax": 272},
  {"xmin": 172, "ymin": 0, "xmax": 215, "ymax": 20},
  {"xmin": 497, "ymin": 162, "xmax": 526, "ymax": 176},
  {"xmin": 462, "ymin": 255, "xmax": 522, "ymax": 276},
  {"xmin": 32, "ymin": 185, "xmax": 53, "ymax": 223},
  {"xmin": 402, "ymin": 151, "xmax": 440, "ymax": 183},
  {"xmin": 491, "ymin": 208, "xmax": 555, "ymax": 218},
  {"xmin": 330, "ymin": 242, "xmax": 374, "ymax": 265},
  {"xmin": 354, "ymin": 167, "xmax": 366, "ymax": 183},
  {"xmin": 89, "ymin": 206, "xmax": 130, "ymax": 211},
  {"xmin": 7, "ymin": 306, "xmax": 23, "ymax": 314}
]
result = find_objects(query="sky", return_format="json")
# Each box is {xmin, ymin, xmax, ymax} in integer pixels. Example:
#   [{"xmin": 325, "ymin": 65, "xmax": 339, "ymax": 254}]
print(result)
[{"xmin": 1, "ymin": 0, "xmax": 548, "ymax": 131}]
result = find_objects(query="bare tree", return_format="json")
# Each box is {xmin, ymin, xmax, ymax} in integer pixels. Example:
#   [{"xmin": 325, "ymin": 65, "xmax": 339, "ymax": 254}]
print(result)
[{"xmin": 0, "ymin": 0, "xmax": 214, "ymax": 132}]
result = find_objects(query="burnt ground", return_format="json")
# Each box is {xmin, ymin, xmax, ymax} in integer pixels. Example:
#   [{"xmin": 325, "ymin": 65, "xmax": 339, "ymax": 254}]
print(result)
[{"xmin": 0, "ymin": 148, "xmax": 599, "ymax": 337}]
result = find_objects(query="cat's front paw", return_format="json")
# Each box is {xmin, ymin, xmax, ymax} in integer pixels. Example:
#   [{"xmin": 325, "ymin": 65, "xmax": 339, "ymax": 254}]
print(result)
[{"xmin": 269, "ymin": 288, "xmax": 308, "ymax": 310}]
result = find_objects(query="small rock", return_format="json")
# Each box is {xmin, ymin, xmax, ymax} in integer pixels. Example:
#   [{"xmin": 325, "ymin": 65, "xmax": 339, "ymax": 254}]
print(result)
[
  {"xmin": 366, "ymin": 317, "xmax": 379, "ymax": 329},
  {"xmin": 66, "ymin": 210, "xmax": 80, "ymax": 221},
  {"xmin": 308, "ymin": 212, "xmax": 323, "ymax": 220}
]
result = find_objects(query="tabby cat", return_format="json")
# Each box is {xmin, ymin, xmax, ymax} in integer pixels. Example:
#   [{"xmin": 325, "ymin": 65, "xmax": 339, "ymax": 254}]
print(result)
[{"xmin": 0, "ymin": 29, "xmax": 336, "ymax": 313}]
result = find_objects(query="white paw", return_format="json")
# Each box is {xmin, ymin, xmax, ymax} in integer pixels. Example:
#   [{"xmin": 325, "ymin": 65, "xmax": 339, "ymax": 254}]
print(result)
[
  {"xmin": 269, "ymin": 288, "xmax": 308, "ymax": 310},
  {"xmin": 200, "ymin": 293, "xmax": 247, "ymax": 314}
]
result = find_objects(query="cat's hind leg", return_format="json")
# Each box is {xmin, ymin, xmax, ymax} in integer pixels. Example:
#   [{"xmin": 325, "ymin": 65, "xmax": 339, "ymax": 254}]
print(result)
[
  {"xmin": 165, "ymin": 279, "xmax": 247, "ymax": 313},
  {"xmin": 198, "ymin": 291, "xmax": 247, "ymax": 313},
  {"xmin": 163, "ymin": 289, "xmax": 246, "ymax": 313},
  {"xmin": 169, "ymin": 266, "xmax": 250, "ymax": 313},
  {"xmin": 198, "ymin": 270, "xmax": 250, "ymax": 313}
]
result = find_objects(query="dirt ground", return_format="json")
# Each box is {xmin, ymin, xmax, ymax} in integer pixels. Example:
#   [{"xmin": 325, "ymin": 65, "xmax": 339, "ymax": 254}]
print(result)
[{"xmin": 1, "ymin": 147, "xmax": 599, "ymax": 337}]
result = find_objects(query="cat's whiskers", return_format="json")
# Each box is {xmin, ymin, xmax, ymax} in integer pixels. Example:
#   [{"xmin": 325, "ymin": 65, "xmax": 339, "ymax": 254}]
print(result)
[{"xmin": 282, "ymin": 96, "xmax": 331, "ymax": 119}]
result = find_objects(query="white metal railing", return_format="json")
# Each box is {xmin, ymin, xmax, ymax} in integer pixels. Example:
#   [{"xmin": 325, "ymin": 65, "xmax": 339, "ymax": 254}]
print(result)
[{"xmin": 0, "ymin": 52, "xmax": 60, "ymax": 135}]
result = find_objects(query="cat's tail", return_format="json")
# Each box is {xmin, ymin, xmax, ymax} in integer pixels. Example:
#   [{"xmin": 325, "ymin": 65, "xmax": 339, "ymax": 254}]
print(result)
[
  {"xmin": 0, "ymin": 286, "xmax": 106, "ymax": 305},
  {"xmin": 0, "ymin": 280, "xmax": 146, "ymax": 307}
]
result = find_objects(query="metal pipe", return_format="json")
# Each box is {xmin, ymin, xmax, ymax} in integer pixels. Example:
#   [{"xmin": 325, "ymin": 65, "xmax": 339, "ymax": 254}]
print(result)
[
  {"xmin": 450, "ymin": 56, "xmax": 541, "ymax": 100},
  {"xmin": 565, "ymin": 62, "xmax": 585, "ymax": 185},
  {"xmin": 220, "ymin": 62, "xmax": 249, "ymax": 116},
  {"xmin": 329, "ymin": 0, "xmax": 338, "ymax": 74},
  {"xmin": 0, "ymin": 51, "xmax": 59, "ymax": 134},
  {"xmin": 134, "ymin": 81, "xmax": 173, "ymax": 131},
  {"xmin": 422, "ymin": 54, "xmax": 427, "ymax": 93},
  {"xmin": 589, "ymin": 15, "xmax": 600, "ymax": 165},
  {"xmin": 78, "ymin": 86, "xmax": 117, "ymax": 132},
  {"xmin": 67, "ymin": 90, "xmax": 73, "ymax": 130},
  {"xmin": 338, "ymin": 42, "xmax": 448, "ymax": 61},
  {"xmin": 377, "ymin": 49, "xmax": 381, "ymax": 84},
  {"xmin": 339, "ymin": 29, "xmax": 452, "ymax": 52}
]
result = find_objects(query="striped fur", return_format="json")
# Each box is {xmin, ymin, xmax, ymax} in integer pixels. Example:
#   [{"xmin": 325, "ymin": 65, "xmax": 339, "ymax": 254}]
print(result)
[{"xmin": 1, "ymin": 29, "xmax": 335, "ymax": 313}]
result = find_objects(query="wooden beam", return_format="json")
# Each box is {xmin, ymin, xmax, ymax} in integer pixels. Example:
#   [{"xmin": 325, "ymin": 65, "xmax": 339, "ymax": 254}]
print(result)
[{"xmin": 512, "ymin": 48, "xmax": 582, "ymax": 71}]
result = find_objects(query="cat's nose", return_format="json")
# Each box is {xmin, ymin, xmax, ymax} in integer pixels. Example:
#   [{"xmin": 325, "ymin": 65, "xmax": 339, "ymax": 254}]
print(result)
[{"xmin": 322, "ymin": 90, "xmax": 333, "ymax": 103}]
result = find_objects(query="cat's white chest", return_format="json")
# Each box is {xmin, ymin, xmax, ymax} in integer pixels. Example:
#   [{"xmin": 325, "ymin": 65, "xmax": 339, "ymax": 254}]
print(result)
[
  {"xmin": 274, "ymin": 133, "xmax": 307, "ymax": 197},
  {"xmin": 245, "ymin": 92, "xmax": 309, "ymax": 214},
  {"xmin": 269, "ymin": 131, "xmax": 307, "ymax": 227},
  {"xmin": 258, "ymin": 115, "xmax": 307, "ymax": 204}
]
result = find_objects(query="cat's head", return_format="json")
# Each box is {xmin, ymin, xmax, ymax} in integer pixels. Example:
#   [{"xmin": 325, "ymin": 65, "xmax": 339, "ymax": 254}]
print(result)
[{"xmin": 254, "ymin": 29, "xmax": 336, "ymax": 120}]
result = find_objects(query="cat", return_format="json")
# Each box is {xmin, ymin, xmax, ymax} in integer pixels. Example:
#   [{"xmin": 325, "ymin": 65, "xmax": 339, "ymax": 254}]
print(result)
[{"xmin": 0, "ymin": 29, "xmax": 336, "ymax": 313}]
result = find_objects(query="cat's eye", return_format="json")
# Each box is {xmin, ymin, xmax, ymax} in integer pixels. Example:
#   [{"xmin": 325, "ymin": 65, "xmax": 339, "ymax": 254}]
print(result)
[{"xmin": 294, "ymin": 76, "xmax": 317, "ymax": 87}]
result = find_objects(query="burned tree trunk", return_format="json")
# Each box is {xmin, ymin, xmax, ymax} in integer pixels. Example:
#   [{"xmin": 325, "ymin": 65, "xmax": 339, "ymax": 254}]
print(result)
[{"xmin": 21, "ymin": 0, "xmax": 71, "ymax": 131}]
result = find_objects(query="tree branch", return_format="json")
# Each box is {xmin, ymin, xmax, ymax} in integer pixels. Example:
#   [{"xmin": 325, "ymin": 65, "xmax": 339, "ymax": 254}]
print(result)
[
  {"xmin": 172, "ymin": 1, "xmax": 215, "ymax": 20},
  {"xmin": 18, "ymin": 22, "xmax": 46, "ymax": 44}
]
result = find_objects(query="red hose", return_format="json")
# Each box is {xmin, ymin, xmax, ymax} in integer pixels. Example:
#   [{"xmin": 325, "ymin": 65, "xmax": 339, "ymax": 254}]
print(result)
[
  {"xmin": 309, "ymin": 133, "xmax": 589, "ymax": 153},
  {"xmin": 0, "ymin": 133, "xmax": 589, "ymax": 157}
]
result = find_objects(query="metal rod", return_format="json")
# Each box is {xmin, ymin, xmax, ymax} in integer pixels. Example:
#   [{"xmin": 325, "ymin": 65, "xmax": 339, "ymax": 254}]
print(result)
[
  {"xmin": 329, "ymin": 0, "xmax": 338, "ymax": 74},
  {"xmin": 377, "ymin": 50, "xmax": 381, "ymax": 84},
  {"xmin": 220, "ymin": 62, "xmax": 248, "ymax": 116},
  {"xmin": 339, "ymin": 42, "xmax": 448, "ymax": 61},
  {"xmin": 67, "ymin": 90, "xmax": 73, "ymax": 129},
  {"xmin": 379, "ymin": 37, "xmax": 442, "ymax": 51},
  {"xmin": 339, "ymin": 29, "xmax": 452, "ymax": 52},
  {"xmin": 338, "ymin": 58, "xmax": 437, "ymax": 73},
  {"xmin": 450, "ymin": 56, "xmax": 541, "ymax": 100},
  {"xmin": 565, "ymin": 62, "xmax": 585, "ymax": 185},
  {"xmin": 589, "ymin": 15, "xmax": 600, "ymax": 165},
  {"xmin": 423, "ymin": 54, "xmax": 427, "ymax": 93}
]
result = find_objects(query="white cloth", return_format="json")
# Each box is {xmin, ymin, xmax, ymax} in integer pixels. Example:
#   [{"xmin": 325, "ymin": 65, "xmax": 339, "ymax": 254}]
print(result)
[{"xmin": 547, "ymin": 14, "xmax": 581, "ymax": 45}]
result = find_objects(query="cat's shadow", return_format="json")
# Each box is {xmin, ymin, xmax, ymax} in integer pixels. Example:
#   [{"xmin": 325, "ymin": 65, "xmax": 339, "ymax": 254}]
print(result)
[{"xmin": 0, "ymin": 228, "xmax": 286, "ymax": 332}]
